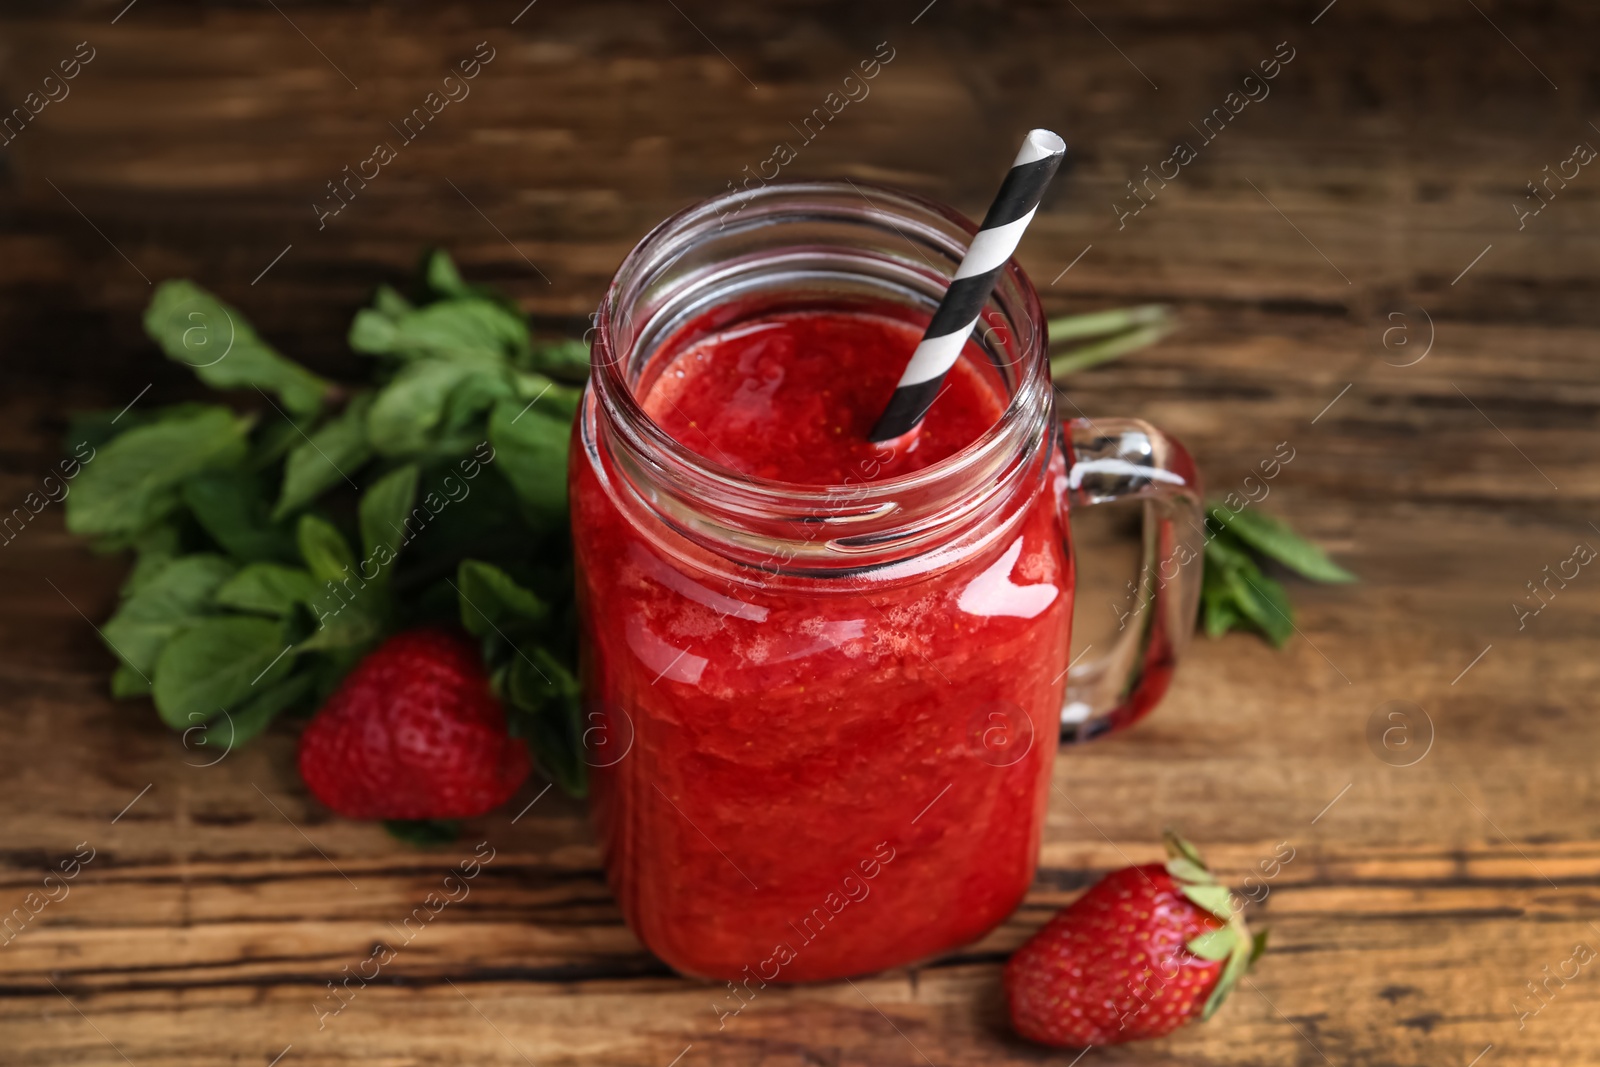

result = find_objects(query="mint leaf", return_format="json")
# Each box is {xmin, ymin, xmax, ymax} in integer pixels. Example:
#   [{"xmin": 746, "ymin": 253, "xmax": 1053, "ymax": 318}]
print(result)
[
  {"xmin": 455, "ymin": 559, "xmax": 551, "ymax": 641},
  {"xmin": 359, "ymin": 464, "xmax": 419, "ymax": 563},
  {"xmin": 487, "ymin": 398, "xmax": 570, "ymax": 518},
  {"xmin": 215, "ymin": 563, "xmax": 322, "ymax": 617},
  {"xmin": 111, "ymin": 663, "xmax": 150, "ymax": 698},
  {"xmin": 1201, "ymin": 557, "xmax": 1243, "ymax": 637},
  {"xmin": 348, "ymin": 309, "xmax": 400, "ymax": 354},
  {"xmin": 227, "ymin": 671, "xmax": 315, "ymax": 747},
  {"xmin": 297, "ymin": 514, "xmax": 356, "ymax": 586},
  {"xmin": 67, "ymin": 405, "xmax": 214, "ymax": 454},
  {"xmin": 1203, "ymin": 590, "xmax": 1243, "ymax": 637},
  {"xmin": 426, "ymin": 249, "xmax": 469, "ymax": 298},
  {"xmin": 249, "ymin": 410, "xmax": 315, "ymax": 472},
  {"xmin": 1202, "ymin": 526, "xmax": 1255, "ymax": 570},
  {"xmin": 1223, "ymin": 564, "xmax": 1294, "ymax": 647},
  {"xmin": 102, "ymin": 554, "xmax": 237, "ymax": 680},
  {"xmin": 144, "ymin": 280, "xmax": 331, "ymax": 416},
  {"xmin": 504, "ymin": 646, "xmax": 586, "ymax": 797},
  {"xmin": 182, "ymin": 471, "xmax": 296, "ymax": 562},
  {"xmin": 122, "ymin": 524, "xmax": 184, "ymax": 598},
  {"xmin": 367, "ymin": 360, "xmax": 486, "ymax": 456},
  {"xmin": 524, "ymin": 338, "xmax": 590, "ymax": 381},
  {"xmin": 514, "ymin": 374, "xmax": 583, "ymax": 419},
  {"xmin": 288, "ymin": 518, "xmax": 389, "ymax": 651},
  {"xmin": 373, "ymin": 284, "xmax": 413, "ymax": 320},
  {"xmin": 66, "ymin": 406, "xmax": 249, "ymax": 538},
  {"xmin": 296, "ymin": 604, "xmax": 385, "ymax": 653},
  {"xmin": 1207, "ymin": 504, "xmax": 1355, "ymax": 584},
  {"xmin": 424, "ymin": 248, "xmax": 478, "ymax": 301},
  {"xmin": 440, "ymin": 372, "xmax": 516, "ymax": 438},
  {"xmin": 273, "ymin": 393, "xmax": 374, "ymax": 520},
  {"xmin": 1201, "ymin": 530, "xmax": 1296, "ymax": 644},
  {"xmin": 351, "ymin": 299, "xmax": 529, "ymax": 367},
  {"xmin": 151, "ymin": 616, "xmax": 294, "ymax": 729}
]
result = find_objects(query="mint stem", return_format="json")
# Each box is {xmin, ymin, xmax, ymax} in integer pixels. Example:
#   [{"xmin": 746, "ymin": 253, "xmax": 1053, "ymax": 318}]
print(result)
[
  {"xmin": 1049, "ymin": 321, "xmax": 1174, "ymax": 380},
  {"xmin": 1046, "ymin": 304, "xmax": 1170, "ymax": 344}
]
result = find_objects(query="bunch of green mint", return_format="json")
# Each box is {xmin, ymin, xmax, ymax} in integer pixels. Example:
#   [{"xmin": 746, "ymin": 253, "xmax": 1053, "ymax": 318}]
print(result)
[
  {"xmin": 1198, "ymin": 506, "xmax": 1355, "ymax": 645},
  {"xmin": 65, "ymin": 251, "xmax": 592, "ymax": 794},
  {"xmin": 1046, "ymin": 305, "xmax": 1356, "ymax": 646}
]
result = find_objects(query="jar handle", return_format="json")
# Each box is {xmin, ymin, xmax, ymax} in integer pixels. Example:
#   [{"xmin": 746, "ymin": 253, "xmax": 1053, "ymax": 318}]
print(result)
[{"xmin": 1059, "ymin": 416, "xmax": 1206, "ymax": 742}]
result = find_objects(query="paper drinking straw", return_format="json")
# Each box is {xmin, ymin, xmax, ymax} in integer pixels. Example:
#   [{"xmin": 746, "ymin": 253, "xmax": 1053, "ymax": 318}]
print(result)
[{"xmin": 868, "ymin": 128, "xmax": 1067, "ymax": 443}]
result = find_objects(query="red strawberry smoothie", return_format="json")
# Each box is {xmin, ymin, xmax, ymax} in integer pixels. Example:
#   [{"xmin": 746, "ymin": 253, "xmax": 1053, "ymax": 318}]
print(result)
[{"xmin": 571, "ymin": 305, "xmax": 1072, "ymax": 982}]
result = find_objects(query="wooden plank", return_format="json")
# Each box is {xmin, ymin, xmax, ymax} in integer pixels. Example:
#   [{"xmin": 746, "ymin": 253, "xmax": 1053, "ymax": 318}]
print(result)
[{"xmin": 0, "ymin": 0, "xmax": 1597, "ymax": 1064}]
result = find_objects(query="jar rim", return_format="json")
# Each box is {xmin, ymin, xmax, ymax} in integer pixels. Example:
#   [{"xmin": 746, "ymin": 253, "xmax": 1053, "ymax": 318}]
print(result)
[{"xmin": 587, "ymin": 179, "xmax": 1053, "ymax": 564}]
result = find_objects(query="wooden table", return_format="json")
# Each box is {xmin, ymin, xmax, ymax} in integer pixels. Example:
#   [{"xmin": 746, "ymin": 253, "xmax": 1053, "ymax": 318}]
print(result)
[{"xmin": 2, "ymin": 2, "xmax": 1597, "ymax": 1063}]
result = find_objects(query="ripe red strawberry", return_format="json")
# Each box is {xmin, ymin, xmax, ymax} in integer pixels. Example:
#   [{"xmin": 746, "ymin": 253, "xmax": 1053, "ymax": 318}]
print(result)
[
  {"xmin": 297, "ymin": 628, "xmax": 531, "ymax": 820},
  {"xmin": 1004, "ymin": 833, "xmax": 1266, "ymax": 1046}
]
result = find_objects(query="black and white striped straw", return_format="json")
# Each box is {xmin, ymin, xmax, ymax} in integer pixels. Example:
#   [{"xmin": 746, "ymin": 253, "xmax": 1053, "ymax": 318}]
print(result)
[{"xmin": 869, "ymin": 128, "xmax": 1067, "ymax": 443}]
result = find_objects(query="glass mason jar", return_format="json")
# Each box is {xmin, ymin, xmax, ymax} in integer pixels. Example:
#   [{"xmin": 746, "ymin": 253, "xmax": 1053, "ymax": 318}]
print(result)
[{"xmin": 570, "ymin": 181, "xmax": 1204, "ymax": 983}]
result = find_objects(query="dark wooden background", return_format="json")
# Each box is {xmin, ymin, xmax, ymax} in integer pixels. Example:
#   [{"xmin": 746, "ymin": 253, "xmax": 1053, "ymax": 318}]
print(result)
[{"xmin": 1, "ymin": 1, "xmax": 1597, "ymax": 1064}]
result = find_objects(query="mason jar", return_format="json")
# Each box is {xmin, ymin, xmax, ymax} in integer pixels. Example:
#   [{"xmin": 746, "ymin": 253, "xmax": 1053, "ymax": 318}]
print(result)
[{"xmin": 570, "ymin": 180, "xmax": 1204, "ymax": 982}]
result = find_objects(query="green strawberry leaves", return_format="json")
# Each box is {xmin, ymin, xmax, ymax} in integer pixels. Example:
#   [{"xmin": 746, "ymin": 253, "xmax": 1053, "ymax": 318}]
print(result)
[
  {"xmin": 1163, "ymin": 830, "xmax": 1207, "ymax": 870},
  {"xmin": 1179, "ymin": 883, "xmax": 1235, "ymax": 923},
  {"xmin": 1185, "ymin": 927, "xmax": 1238, "ymax": 961},
  {"xmin": 1249, "ymin": 929, "xmax": 1270, "ymax": 966},
  {"xmin": 1203, "ymin": 939, "xmax": 1257, "ymax": 1021},
  {"xmin": 1163, "ymin": 835, "xmax": 1240, "ymax": 924},
  {"xmin": 1164, "ymin": 855, "xmax": 1211, "ymax": 885},
  {"xmin": 1161, "ymin": 830, "xmax": 1268, "ymax": 1022}
]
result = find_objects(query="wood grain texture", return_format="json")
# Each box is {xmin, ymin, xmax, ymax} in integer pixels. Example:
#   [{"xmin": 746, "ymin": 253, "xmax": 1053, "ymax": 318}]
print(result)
[{"xmin": 1, "ymin": 1, "xmax": 1597, "ymax": 1064}]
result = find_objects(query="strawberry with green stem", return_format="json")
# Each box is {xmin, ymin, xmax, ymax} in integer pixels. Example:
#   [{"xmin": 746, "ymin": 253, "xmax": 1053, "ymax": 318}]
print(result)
[{"xmin": 1004, "ymin": 832, "xmax": 1267, "ymax": 1046}]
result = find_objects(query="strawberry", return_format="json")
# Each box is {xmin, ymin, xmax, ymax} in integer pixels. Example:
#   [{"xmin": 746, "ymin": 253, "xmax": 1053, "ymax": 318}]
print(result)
[
  {"xmin": 297, "ymin": 628, "xmax": 531, "ymax": 820},
  {"xmin": 1004, "ymin": 832, "xmax": 1266, "ymax": 1046}
]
